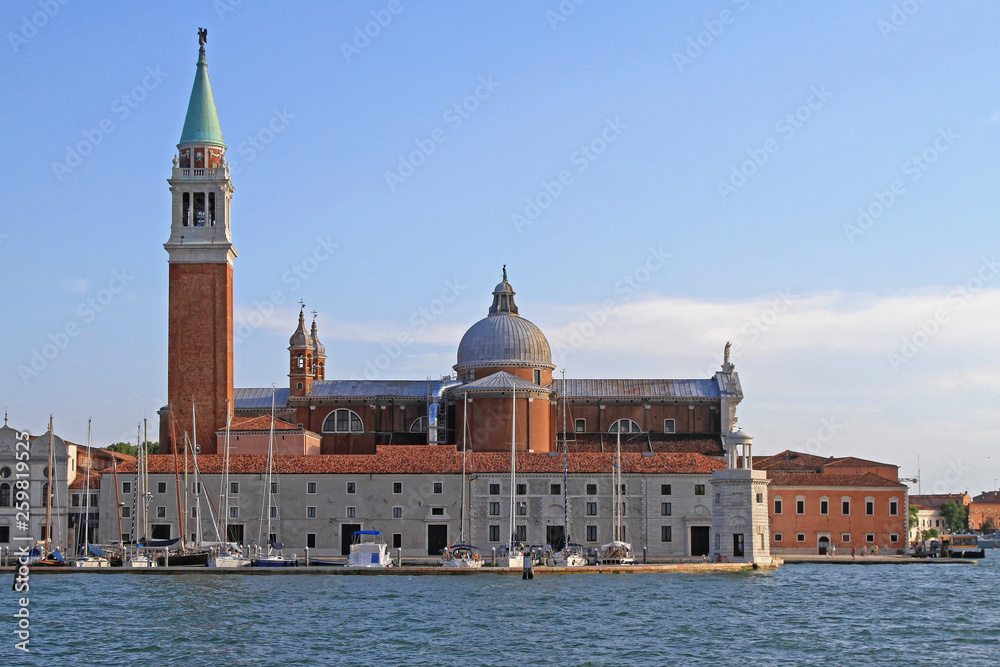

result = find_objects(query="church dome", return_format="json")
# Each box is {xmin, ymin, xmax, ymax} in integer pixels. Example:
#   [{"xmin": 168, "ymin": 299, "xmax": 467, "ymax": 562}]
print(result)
[{"xmin": 456, "ymin": 275, "xmax": 553, "ymax": 370}]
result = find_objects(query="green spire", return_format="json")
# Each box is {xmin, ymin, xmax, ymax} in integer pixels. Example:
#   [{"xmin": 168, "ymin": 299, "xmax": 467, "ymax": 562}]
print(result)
[{"xmin": 179, "ymin": 41, "xmax": 225, "ymax": 147}]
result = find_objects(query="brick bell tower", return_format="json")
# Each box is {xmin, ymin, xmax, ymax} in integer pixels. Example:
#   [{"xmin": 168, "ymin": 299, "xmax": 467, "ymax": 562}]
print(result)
[{"xmin": 163, "ymin": 29, "xmax": 235, "ymax": 454}]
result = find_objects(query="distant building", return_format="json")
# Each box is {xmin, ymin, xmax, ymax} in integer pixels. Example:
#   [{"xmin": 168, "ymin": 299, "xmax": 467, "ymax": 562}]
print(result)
[
  {"xmin": 909, "ymin": 504, "xmax": 946, "ymax": 542},
  {"xmin": 969, "ymin": 491, "xmax": 1000, "ymax": 531},
  {"xmin": 755, "ymin": 451, "xmax": 908, "ymax": 554}
]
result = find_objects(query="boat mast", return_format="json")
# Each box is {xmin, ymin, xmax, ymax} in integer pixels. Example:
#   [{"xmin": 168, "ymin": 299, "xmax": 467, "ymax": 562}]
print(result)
[
  {"xmin": 221, "ymin": 399, "xmax": 232, "ymax": 545},
  {"xmin": 191, "ymin": 405, "xmax": 202, "ymax": 548},
  {"xmin": 509, "ymin": 380, "xmax": 516, "ymax": 547},
  {"xmin": 614, "ymin": 429, "xmax": 621, "ymax": 542},
  {"xmin": 83, "ymin": 418, "xmax": 92, "ymax": 555},
  {"xmin": 169, "ymin": 408, "xmax": 186, "ymax": 551},
  {"xmin": 461, "ymin": 392, "xmax": 468, "ymax": 542},
  {"xmin": 112, "ymin": 455, "xmax": 123, "ymax": 549},
  {"xmin": 138, "ymin": 422, "xmax": 148, "ymax": 544},
  {"xmin": 561, "ymin": 369, "xmax": 570, "ymax": 546},
  {"xmin": 260, "ymin": 387, "xmax": 277, "ymax": 554},
  {"xmin": 44, "ymin": 415, "xmax": 53, "ymax": 554}
]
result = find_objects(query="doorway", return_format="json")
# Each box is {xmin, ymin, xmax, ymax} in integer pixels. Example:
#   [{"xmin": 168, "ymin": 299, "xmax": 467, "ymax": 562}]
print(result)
[
  {"xmin": 690, "ymin": 526, "xmax": 710, "ymax": 556},
  {"xmin": 341, "ymin": 523, "xmax": 362, "ymax": 555},
  {"xmin": 546, "ymin": 525, "xmax": 565, "ymax": 548},
  {"xmin": 818, "ymin": 535, "xmax": 830, "ymax": 555},
  {"xmin": 733, "ymin": 533, "xmax": 745, "ymax": 558},
  {"xmin": 427, "ymin": 524, "xmax": 448, "ymax": 555}
]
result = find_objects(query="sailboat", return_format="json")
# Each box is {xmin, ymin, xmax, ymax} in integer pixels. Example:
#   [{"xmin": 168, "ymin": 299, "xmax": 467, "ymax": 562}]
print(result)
[
  {"xmin": 157, "ymin": 414, "xmax": 209, "ymax": 566},
  {"xmin": 596, "ymin": 428, "xmax": 635, "ymax": 565},
  {"xmin": 72, "ymin": 419, "xmax": 110, "ymax": 568},
  {"xmin": 125, "ymin": 421, "xmax": 158, "ymax": 568},
  {"xmin": 551, "ymin": 372, "xmax": 587, "ymax": 567},
  {"xmin": 208, "ymin": 401, "xmax": 250, "ymax": 568},
  {"xmin": 442, "ymin": 392, "xmax": 483, "ymax": 568},
  {"xmin": 499, "ymin": 380, "xmax": 526, "ymax": 569},
  {"xmin": 254, "ymin": 388, "xmax": 297, "ymax": 567}
]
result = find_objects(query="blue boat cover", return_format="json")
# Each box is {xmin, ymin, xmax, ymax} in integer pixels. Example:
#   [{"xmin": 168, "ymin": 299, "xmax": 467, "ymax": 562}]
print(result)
[
  {"xmin": 88, "ymin": 544, "xmax": 108, "ymax": 557},
  {"xmin": 354, "ymin": 530, "xmax": 381, "ymax": 536}
]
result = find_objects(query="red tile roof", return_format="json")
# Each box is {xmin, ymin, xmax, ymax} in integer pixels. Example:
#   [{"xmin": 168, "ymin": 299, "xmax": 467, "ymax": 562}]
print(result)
[
  {"xmin": 218, "ymin": 415, "xmax": 303, "ymax": 432},
  {"xmin": 69, "ymin": 472, "xmax": 101, "ymax": 489},
  {"xmin": 565, "ymin": 433, "xmax": 724, "ymax": 457},
  {"xmin": 110, "ymin": 446, "xmax": 726, "ymax": 476},
  {"xmin": 767, "ymin": 471, "xmax": 905, "ymax": 488},
  {"xmin": 756, "ymin": 451, "xmax": 897, "ymax": 473}
]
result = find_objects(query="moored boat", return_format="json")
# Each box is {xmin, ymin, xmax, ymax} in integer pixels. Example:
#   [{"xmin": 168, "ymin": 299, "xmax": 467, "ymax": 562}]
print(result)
[
  {"xmin": 347, "ymin": 531, "xmax": 393, "ymax": 568},
  {"xmin": 442, "ymin": 543, "xmax": 482, "ymax": 568}
]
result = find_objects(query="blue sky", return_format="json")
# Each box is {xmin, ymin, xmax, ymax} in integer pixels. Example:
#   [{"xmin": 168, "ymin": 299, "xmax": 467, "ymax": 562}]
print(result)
[{"xmin": 2, "ymin": 1, "xmax": 999, "ymax": 495}]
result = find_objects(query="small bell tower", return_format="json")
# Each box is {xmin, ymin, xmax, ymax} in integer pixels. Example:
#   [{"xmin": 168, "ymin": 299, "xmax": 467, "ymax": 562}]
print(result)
[
  {"xmin": 311, "ymin": 313, "xmax": 326, "ymax": 381},
  {"xmin": 289, "ymin": 305, "xmax": 315, "ymax": 397},
  {"xmin": 164, "ymin": 28, "xmax": 236, "ymax": 454}
]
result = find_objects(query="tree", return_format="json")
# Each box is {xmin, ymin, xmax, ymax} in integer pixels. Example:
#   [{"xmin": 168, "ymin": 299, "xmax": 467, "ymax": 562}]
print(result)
[
  {"xmin": 939, "ymin": 501, "xmax": 967, "ymax": 533},
  {"xmin": 983, "ymin": 518, "xmax": 995, "ymax": 533},
  {"xmin": 923, "ymin": 528, "xmax": 939, "ymax": 540},
  {"xmin": 908, "ymin": 505, "xmax": 919, "ymax": 528},
  {"xmin": 106, "ymin": 441, "xmax": 159, "ymax": 457}
]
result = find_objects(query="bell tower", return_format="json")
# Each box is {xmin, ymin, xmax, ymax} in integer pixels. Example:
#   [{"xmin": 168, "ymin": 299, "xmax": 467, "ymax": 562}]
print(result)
[
  {"xmin": 288, "ymin": 306, "xmax": 315, "ymax": 397},
  {"xmin": 163, "ymin": 28, "xmax": 236, "ymax": 454}
]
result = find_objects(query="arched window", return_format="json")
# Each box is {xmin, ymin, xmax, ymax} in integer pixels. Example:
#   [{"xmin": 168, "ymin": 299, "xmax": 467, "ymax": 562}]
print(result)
[
  {"xmin": 0, "ymin": 483, "xmax": 10, "ymax": 507},
  {"xmin": 409, "ymin": 416, "xmax": 428, "ymax": 433},
  {"xmin": 42, "ymin": 483, "xmax": 49, "ymax": 503},
  {"xmin": 609, "ymin": 419, "xmax": 641, "ymax": 434},
  {"xmin": 323, "ymin": 409, "xmax": 363, "ymax": 433}
]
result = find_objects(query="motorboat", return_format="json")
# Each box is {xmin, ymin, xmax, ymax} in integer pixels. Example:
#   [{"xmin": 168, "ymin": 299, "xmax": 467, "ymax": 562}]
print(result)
[
  {"xmin": 441, "ymin": 543, "xmax": 483, "ymax": 568},
  {"xmin": 347, "ymin": 531, "xmax": 393, "ymax": 568},
  {"xmin": 551, "ymin": 541, "xmax": 588, "ymax": 567}
]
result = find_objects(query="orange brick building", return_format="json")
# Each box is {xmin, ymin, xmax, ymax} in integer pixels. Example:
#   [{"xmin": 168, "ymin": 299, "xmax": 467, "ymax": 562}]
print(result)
[
  {"xmin": 970, "ymin": 491, "xmax": 1000, "ymax": 531},
  {"xmin": 756, "ymin": 451, "xmax": 908, "ymax": 554}
]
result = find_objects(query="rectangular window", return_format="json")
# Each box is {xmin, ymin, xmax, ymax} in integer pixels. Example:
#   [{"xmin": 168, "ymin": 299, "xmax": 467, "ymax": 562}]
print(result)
[
  {"xmin": 307, "ymin": 506, "xmax": 317, "ymax": 519},
  {"xmin": 156, "ymin": 506, "xmax": 166, "ymax": 518},
  {"xmin": 229, "ymin": 507, "xmax": 239, "ymax": 519},
  {"xmin": 796, "ymin": 533, "xmax": 805, "ymax": 542},
  {"xmin": 586, "ymin": 502, "xmax": 597, "ymax": 516},
  {"xmin": 516, "ymin": 502, "xmax": 527, "ymax": 516},
  {"xmin": 774, "ymin": 533, "xmax": 783, "ymax": 542},
  {"xmin": 347, "ymin": 482, "xmax": 356, "ymax": 494},
  {"xmin": 533, "ymin": 369, "xmax": 542, "ymax": 384},
  {"xmin": 393, "ymin": 482, "xmax": 402, "ymax": 494},
  {"xmin": 796, "ymin": 500, "xmax": 805, "ymax": 514},
  {"xmin": 433, "ymin": 482, "xmax": 443, "ymax": 494},
  {"xmin": 121, "ymin": 507, "xmax": 131, "ymax": 518},
  {"xmin": 694, "ymin": 484, "xmax": 705, "ymax": 496},
  {"xmin": 392, "ymin": 506, "xmax": 402, "ymax": 519},
  {"xmin": 392, "ymin": 533, "xmax": 402, "ymax": 549},
  {"xmin": 820, "ymin": 500, "xmax": 829, "ymax": 515},
  {"xmin": 182, "ymin": 192, "xmax": 190, "ymax": 226},
  {"xmin": 866, "ymin": 501, "xmax": 874, "ymax": 516},
  {"xmin": 842, "ymin": 533, "xmax": 851, "ymax": 542},
  {"xmin": 516, "ymin": 525, "xmax": 527, "ymax": 542},
  {"xmin": 307, "ymin": 482, "xmax": 317, "ymax": 494},
  {"xmin": 489, "ymin": 483, "xmax": 500, "ymax": 495},
  {"xmin": 191, "ymin": 482, "xmax": 202, "ymax": 494},
  {"xmin": 890, "ymin": 500, "xmax": 898, "ymax": 516},
  {"xmin": 157, "ymin": 482, "xmax": 167, "ymax": 494},
  {"xmin": 307, "ymin": 533, "xmax": 316, "ymax": 549},
  {"xmin": 586, "ymin": 525, "xmax": 598, "ymax": 542},
  {"xmin": 774, "ymin": 499, "xmax": 783, "ymax": 514},
  {"xmin": 661, "ymin": 526, "xmax": 672, "ymax": 542},
  {"xmin": 122, "ymin": 481, "xmax": 132, "ymax": 494},
  {"xmin": 866, "ymin": 533, "xmax": 875, "ymax": 543},
  {"xmin": 756, "ymin": 493, "xmax": 763, "ymax": 503},
  {"xmin": 890, "ymin": 534, "xmax": 898, "ymax": 543},
  {"xmin": 346, "ymin": 506, "xmax": 356, "ymax": 519},
  {"xmin": 550, "ymin": 484, "xmax": 561, "ymax": 495},
  {"xmin": 230, "ymin": 481, "xmax": 239, "ymax": 495},
  {"xmin": 586, "ymin": 483, "xmax": 597, "ymax": 495},
  {"xmin": 842, "ymin": 500, "xmax": 850, "ymax": 515},
  {"xmin": 489, "ymin": 525, "xmax": 501, "ymax": 542},
  {"xmin": 431, "ymin": 507, "xmax": 444, "ymax": 516},
  {"xmin": 663, "ymin": 419, "xmax": 675, "ymax": 433},
  {"xmin": 271, "ymin": 482, "xmax": 278, "ymax": 495},
  {"xmin": 661, "ymin": 502, "xmax": 672, "ymax": 516},
  {"xmin": 661, "ymin": 484, "xmax": 672, "ymax": 496},
  {"xmin": 270, "ymin": 506, "xmax": 277, "ymax": 518},
  {"xmin": 575, "ymin": 418, "xmax": 586, "ymax": 433},
  {"xmin": 0, "ymin": 526, "xmax": 8, "ymax": 543},
  {"xmin": 190, "ymin": 507, "xmax": 197, "ymax": 519},
  {"xmin": 489, "ymin": 502, "xmax": 500, "ymax": 516},
  {"xmin": 516, "ymin": 483, "xmax": 527, "ymax": 495},
  {"xmin": 72, "ymin": 494, "xmax": 80, "ymax": 507}
]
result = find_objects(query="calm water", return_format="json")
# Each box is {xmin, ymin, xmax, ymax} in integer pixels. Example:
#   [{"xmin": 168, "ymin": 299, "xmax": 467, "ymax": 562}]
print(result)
[{"xmin": 6, "ymin": 554, "xmax": 999, "ymax": 665}]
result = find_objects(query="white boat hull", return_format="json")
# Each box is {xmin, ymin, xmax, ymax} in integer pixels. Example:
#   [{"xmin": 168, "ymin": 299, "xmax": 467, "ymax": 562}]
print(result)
[
  {"xmin": 553, "ymin": 554, "xmax": 588, "ymax": 567},
  {"xmin": 208, "ymin": 555, "xmax": 251, "ymax": 568},
  {"xmin": 125, "ymin": 558, "xmax": 157, "ymax": 568},
  {"xmin": 442, "ymin": 557, "xmax": 483, "ymax": 568},
  {"xmin": 498, "ymin": 555, "xmax": 525, "ymax": 568},
  {"xmin": 71, "ymin": 557, "xmax": 111, "ymax": 568}
]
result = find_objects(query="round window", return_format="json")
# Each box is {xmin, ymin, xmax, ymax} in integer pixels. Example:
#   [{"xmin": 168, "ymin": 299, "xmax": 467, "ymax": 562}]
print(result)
[{"xmin": 0, "ymin": 466, "xmax": 10, "ymax": 478}]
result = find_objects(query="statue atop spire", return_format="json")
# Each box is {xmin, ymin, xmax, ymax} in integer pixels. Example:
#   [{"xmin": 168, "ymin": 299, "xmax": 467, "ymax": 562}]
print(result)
[
  {"xmin": 198, "ymin": 27, "xmax": 207, "ymax": 47},
  {"xmin": 502, "ymin": 264, "xmax": 507, "ymax": 282}
]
